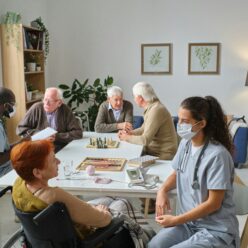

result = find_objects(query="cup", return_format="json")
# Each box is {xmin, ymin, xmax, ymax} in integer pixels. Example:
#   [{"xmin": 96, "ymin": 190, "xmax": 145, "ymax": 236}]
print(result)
[{"xmin": 63, "ymin": 161, "xmax": 73, "ymax": 178}]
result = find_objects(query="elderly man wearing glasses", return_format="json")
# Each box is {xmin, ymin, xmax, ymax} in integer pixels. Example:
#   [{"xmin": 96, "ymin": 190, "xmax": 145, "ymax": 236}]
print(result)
[{"xmin": 17, "ymin": 87, "xmax": 82, "ymax": 152}]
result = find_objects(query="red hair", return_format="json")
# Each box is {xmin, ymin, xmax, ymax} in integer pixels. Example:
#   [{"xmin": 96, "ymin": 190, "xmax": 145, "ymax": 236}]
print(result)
[{"xmin": 11, "ymin": 140, "xmax": 54, "ymax": 182}]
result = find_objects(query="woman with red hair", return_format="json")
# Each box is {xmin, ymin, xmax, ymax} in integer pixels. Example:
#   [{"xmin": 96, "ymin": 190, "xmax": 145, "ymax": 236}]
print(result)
[{"xmin": 11, "ymin": 140, "xmax": 111, "ymax": 239}]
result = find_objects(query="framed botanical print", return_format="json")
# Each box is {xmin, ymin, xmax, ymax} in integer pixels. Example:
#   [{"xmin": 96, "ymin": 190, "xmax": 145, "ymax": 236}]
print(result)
[
  {"xmin": 188, "ymin": 43, "xmax": 220, "ymax": 74},
  {"xmin": 141, "ymin": 43, "xmax": 172, "ymax": 74}
]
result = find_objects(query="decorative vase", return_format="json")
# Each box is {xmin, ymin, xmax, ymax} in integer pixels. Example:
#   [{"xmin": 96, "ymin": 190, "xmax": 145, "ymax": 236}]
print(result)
[{"xmin": 27, "ymin": 62, "xmax": 36, "ymax": 72}]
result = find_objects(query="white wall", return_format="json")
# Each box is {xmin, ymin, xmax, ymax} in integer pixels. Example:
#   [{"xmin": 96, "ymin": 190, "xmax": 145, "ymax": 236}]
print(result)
[
  {"xmin": 1, "ymin": 0, "xmax": 248, "ymax": 118},
  {"xmin": 0, "ymin": 0, "xmax": 48, "ymax": 86},
  {"xmin": 46, "ymin": 0, "xmax": 248, "ymax": 117}
]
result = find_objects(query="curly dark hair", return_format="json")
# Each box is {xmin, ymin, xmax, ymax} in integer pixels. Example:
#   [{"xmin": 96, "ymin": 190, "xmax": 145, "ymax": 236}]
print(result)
[{"xmin": 180, "ymin": 96, "xmax": 234, "ymax": 155}]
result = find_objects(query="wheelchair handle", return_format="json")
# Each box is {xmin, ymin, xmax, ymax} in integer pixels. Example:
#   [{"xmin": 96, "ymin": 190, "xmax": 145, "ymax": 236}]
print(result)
[{"xmin": 0, "ymin": 186, "xmax": 12, "ymax": 197}]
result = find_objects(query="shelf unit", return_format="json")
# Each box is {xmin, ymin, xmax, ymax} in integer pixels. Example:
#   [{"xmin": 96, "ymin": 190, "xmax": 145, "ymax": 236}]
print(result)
[{"xmin": 0, "ymin": 24, "xmax": 45, "ymax": 142}]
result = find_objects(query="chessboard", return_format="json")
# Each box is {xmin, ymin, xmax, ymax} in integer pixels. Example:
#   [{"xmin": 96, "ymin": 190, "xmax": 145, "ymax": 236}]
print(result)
[
  {"xmin": 127, "ymin": 155, "xmax": 159, "ymax": 168},
  {"xmin": 86, "ymin": 137, "xmax": 119, "ymax": 148},
  {"xmin": 77, "ymin": 157, "xmax": 126, "ymax": 171}
]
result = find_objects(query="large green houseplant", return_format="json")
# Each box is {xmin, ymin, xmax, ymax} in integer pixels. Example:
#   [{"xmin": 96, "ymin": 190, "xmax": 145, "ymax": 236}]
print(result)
[{"xmin": 58, "ymin": 76, "xmax": 114, "ymax": 131}]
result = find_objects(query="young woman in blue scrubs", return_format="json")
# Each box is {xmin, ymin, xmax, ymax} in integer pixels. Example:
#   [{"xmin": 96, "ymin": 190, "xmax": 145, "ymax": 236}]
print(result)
[{"xmin": 148, "ymin": 96, "xmax": 239, "ymax": 248}]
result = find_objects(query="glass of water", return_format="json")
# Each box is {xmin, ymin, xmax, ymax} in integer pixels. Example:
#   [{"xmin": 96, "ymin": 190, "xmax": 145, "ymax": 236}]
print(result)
[{"xmin": 63, "ymin": 160, "xmax": 73, "ymax": 178}]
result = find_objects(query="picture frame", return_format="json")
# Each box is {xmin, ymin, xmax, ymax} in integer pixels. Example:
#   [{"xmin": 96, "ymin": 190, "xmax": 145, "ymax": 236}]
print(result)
[
  {"xmin": 141, "ymin": 43, "xmax": 172, "ymax": 74},
  {"xmin": 188, "ymin": 43, "xmax": 220, "ymax": 74}
]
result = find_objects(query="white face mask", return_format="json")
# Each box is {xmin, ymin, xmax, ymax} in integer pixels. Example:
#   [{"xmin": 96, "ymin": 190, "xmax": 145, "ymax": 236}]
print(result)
[
  {"xmin": 9, "ymin": 105, "xmax": 16, "ymax": 118},
  {"xmin": 4, "ymin": 103, "xmax": 16, "ymax": 118},
  {"xmin": 177, "ymin": 122, "xmax": 200, "ymax": 140}
]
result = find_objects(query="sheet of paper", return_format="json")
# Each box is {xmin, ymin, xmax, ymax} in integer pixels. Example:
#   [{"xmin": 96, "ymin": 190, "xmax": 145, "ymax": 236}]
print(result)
[{"xmin": 31, "ymin": 127, "xmax": 57, "ymax": 141}]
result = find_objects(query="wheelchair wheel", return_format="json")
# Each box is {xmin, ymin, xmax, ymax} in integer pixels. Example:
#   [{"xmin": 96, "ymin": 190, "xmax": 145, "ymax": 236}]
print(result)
[{"xmin": 2, "ymin": 228, "xmax": 28, "ymax": 248}]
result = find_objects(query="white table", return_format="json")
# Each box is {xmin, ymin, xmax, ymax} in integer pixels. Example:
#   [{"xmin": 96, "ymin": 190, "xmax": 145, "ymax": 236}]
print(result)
[{"xmin": 0, "ymin": 132, "xmax": 175, "ymax": 199}]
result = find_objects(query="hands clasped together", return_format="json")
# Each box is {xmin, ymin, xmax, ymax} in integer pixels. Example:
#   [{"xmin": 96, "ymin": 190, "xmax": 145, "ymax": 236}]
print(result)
[
  {"xmin": 155, "ymin": 189, "xmax": 179, "ymax": 228},
  {"xmin": 117, "ymin": 122, "xmax": 133, "ymax": 141}
]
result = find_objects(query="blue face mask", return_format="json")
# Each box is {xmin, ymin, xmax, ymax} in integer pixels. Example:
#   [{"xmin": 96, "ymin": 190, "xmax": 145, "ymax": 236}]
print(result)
[{"xmin": 177, "ymin": 122, "xmax": 200, "ymax": 140}]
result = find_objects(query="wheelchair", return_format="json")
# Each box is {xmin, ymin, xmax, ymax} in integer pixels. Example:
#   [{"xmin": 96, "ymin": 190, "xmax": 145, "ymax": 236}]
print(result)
[{"xmin": 1, "ymin": 186, "xmax": 135, "ymax": 248}]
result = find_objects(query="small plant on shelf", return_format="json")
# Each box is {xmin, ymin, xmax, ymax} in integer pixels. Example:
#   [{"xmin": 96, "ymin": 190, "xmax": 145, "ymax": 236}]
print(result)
[{"xmin": 31, "ymin": 17, "xmax": 49, "ymax": 61}]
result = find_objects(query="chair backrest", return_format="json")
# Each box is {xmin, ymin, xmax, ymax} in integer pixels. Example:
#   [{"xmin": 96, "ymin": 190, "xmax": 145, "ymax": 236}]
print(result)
[
  {"xmin": 133, "ymin": 115, "xmax": 144, "ymax": 129},
  {"xmin": 74, "ymin": 111, "xmax": 90, "ymax": 131},
  {"xmin": 172, "ymin": 116, "xmax": 179, "ymax": 130},
  {"xmin": 75, "ymin": 116, "xmax": 83, "ymax": 129},
  {"xmin": 13, "ymin": 201, "xmax": 80, "ymax": 248},
  {"xmin": 233, "ymin": 183, "xmax": 248, "ymax": 248},
  {"xmin": 233, "ymin": 127, "xmax": 248, "ymax": 168}
]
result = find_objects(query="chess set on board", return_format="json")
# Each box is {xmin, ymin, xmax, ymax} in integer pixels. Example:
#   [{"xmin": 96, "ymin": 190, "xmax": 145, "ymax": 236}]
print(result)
[
  {"xmin": 127, "ymin": 155, "xmax": 159, "ymax": 167},
  {"xmin": 86, "ymin": 137, "xmax": 119, "ymax": 148}
]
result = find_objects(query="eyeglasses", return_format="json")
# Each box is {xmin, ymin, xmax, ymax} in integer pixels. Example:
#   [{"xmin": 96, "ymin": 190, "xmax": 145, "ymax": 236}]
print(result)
[
  {"xmin": 43, "ymin": 98, "xmax": 60, "ymax": 104},
  {"xmin": 4, "ymin": 102, "xmax": 16, "ymax": 108}
]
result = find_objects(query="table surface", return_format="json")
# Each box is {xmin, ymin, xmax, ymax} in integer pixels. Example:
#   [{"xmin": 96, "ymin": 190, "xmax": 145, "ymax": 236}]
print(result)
[{"xmin": 0, "ymin": 132, "xmax": 175, "ymax": 198}]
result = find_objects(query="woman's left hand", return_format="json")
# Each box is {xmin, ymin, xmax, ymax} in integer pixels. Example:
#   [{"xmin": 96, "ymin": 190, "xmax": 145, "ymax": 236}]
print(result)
[
  {"xmin": 96, "ymin": 204, "xmax": 109, "ymax": 212},
  {"xmin": 155, "ymin": 214, "xmax": 178, "ymax": 227}
]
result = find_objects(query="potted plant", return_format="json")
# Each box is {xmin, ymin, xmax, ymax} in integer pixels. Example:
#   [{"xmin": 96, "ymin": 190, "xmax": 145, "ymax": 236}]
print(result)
[
  {"xmin": 1, "ymin": 11, "xmax": 22, "ymax": 50},
  {"xmin": 36, "ymin": 64, "xmax": 41, "ymax": 71},
  {"xmin": 26, "ymin": 83, "xmax": 33, "ymax": 101},
  {"xmin": 59, "ymin": 76, "xmax": 114, "ymax": 131},
  {"xmin": 31, "ymin": 17, "xmax": 49, "ymax": 61},
  {"xmin": 26, "ymin": 54, "xmax": 36, "ymax": 72}
]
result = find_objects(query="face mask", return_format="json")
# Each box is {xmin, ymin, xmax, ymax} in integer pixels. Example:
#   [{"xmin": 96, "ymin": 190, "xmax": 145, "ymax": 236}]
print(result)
[
  {"xmin": 3, "ymin": 103, "xmax": 16, "ymax": 118},
  {"xmin": 177, "ymin": 122, "xmax": 200, "ymax": 140}
]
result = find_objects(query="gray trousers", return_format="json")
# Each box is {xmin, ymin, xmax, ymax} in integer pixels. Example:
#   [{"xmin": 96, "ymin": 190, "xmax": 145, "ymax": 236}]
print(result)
[{"xmin": 148, "ymin": 224, "xmax": 236, "ymax": 248}]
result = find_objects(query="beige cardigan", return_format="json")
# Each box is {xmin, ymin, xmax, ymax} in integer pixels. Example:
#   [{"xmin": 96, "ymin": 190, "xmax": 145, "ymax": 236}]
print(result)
[{"xmin": 126, "ymin": 100, "xmax": 178, "ymax": 160}]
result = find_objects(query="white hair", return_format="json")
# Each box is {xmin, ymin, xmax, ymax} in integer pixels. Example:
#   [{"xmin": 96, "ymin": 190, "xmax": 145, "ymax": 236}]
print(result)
[
  {"xmin": 132, "ymin": 82, "xmax": 158, "ymax": 102},
  {"xmin": 45, "ymin": 87, "xmax": 63, "ymax": 100},
  {"xmin": 107, "ymin": 86, "xmax": 123, "ymax": 98}
]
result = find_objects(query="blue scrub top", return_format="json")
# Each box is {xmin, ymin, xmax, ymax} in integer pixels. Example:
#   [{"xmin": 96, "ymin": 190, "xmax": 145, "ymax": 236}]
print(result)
[
  {"xmin": 0, "ymin": 120, "xmax": 10, "ymax": 152},
  {"xmin": 0, "ymin": 120, "xmax": 11, "ymax": 170},
  {"xmin": 171, "ymin": 139, "xmax": 239, "ymax": 245}
]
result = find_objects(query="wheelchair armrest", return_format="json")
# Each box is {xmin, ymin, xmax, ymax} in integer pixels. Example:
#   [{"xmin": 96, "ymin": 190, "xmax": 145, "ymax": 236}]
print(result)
[{"xmin": 82, "ymin": 217, "xmax": 124, "ymax": 248}]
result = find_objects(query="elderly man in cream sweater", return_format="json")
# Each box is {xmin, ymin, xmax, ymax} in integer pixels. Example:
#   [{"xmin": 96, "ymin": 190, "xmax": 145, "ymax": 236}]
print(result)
[
  {"xmin": 118, "ymin": 82, "xmax": 178, "ymax": 213},
  {"xmin": 118, "ymin": 82, "xmax": 177, "ymax": 160}
]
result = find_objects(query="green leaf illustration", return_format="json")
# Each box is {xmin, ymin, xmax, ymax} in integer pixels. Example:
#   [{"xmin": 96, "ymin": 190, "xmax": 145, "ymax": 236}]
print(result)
[{"xmin": 150, "ymin": 49, "xmax": 162, "ymax": 65}]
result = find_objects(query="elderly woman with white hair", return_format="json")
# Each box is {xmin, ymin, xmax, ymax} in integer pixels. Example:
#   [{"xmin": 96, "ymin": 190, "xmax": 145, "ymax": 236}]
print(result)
[
  {"xmin": 119, "ymin": 82, "xmax": 177, "ymax": 160},
  {"xmin": 94, "ymin": 86, "xmax": 133, "ymax": 133},
  {"xmin": 17, "ymin": 87, "xmax": 82, "ymax": 152}
]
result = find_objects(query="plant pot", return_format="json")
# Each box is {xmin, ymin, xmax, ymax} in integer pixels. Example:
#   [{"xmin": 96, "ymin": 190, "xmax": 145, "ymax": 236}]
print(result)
[
  {"xmin": 36, "ymin": 66, "xmax": 41, "ymax": 72},
  {"xmin": 27, "ymin": 62, "xmax": 36, "ymax": 72},
  {"xmin": 27, "ymin": 91, "xmax": 32, "ymax": 101}
]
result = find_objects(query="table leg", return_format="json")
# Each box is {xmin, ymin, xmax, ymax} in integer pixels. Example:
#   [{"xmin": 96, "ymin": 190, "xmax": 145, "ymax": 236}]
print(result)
[{"xmin": 144, "ymin": 198, "xmax": 150, "ymax": 218}]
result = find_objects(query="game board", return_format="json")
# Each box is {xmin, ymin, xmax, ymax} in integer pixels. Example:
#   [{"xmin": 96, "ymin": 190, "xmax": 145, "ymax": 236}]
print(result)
[
  {"xmin": 77, "ymin": 157, "xmax": 126, "ymax": 171},
  {"xmin": 86, "ymin": 137, "xmax": 119, "ymax": 148}
]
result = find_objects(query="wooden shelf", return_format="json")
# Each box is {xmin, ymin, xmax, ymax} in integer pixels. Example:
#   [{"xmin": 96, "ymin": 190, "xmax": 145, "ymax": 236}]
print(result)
[
  {"xmin": 26, "ymin": 98, "xmax": 43, "ymax": 105},
  {"xmin": 24, "ymin": 49, "xmax": 43, "ymax": 53},
  {"xmin": 0, "ymin": 24, "xmax": 46, "ymax": 142},
  {"xmin": 25, "ymin": 71, "xmax": 44, "ymax": 75}
]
